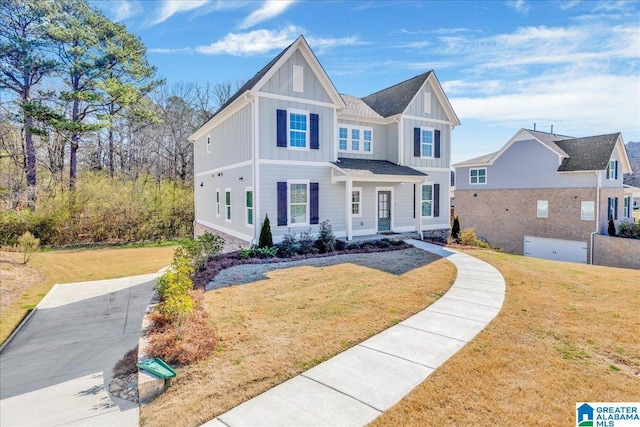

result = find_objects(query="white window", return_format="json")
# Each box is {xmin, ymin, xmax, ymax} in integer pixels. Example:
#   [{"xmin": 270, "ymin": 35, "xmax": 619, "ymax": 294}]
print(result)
[
  {"xmin": 607, "ymin": 160, "xmax": 618, "ymax": 180},
  {"xmin": 245, "ymin": 188, "xmax": 253, "ymax": 226},
  {"xmin": 424, "ymin": 92, "xmax": 431, "ymax": 114},
  {"xmin": 581, "ymin": 201, "xmax": 594, "ymax": 221},
  {"xmin": 289, "ymin": 181, "xmax": 309, "ymax": 226},
  {"xmin": 537, "ymin": 200, "xmax": 548, "ymax": 218},
  {"xmin": 225, "ymin": 189, "xmax": 231, "ymax": 222},
  {"xmin": 623, "ymin": 196, "xmax": 631, "ymax": 218},
  {"xmin": 352, "ymin": 188, "xmax": 362, "ymax": 217},
  {"xmin": 293, "ymin": 65, "xmax": 303, "ymax": 93},
  {"xmin": 288, "ymin": 109, "xmax": 308, "ymax": 149},
  {"xmin": 420, "ymin": 127, "xmax": 434, "ymax": 158},
  {"xmin": 216, "ymin": 189, "xmax": 220, "ymax": 217},
  {"xmin": 206, "ymin": 135, "xmax": 211, "ymax": 154},
  {"xmin": 470, "ymin": 168, "xmax": 487, "ymax": 185},
  {"xmin": 337, "ymin": 125, "xmax": 373, "ymax": 154},
  {"xmin": 421, "ymin": 184, "xmax": 433, "ymax": 217}
]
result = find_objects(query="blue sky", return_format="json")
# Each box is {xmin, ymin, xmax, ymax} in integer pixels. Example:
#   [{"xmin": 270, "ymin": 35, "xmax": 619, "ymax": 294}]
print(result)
[{"xmin": 91, "ymin": 0, "xmax": 640, "ymax": 163}]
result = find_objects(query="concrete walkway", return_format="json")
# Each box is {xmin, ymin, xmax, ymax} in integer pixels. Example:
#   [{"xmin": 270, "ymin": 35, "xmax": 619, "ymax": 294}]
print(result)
[
  {"xmin": 0, "ymin": 273, "xmax": 158, "ymax": 427},
  {"xmin": 203, "ymin": 240, "xmax": 505, "ymax": 427}
]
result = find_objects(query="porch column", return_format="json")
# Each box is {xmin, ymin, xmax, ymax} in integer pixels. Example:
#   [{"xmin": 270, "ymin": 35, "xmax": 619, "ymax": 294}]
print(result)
[{"xmin": 346, "ymin": 179, "xmax": 353, "ymax": 241}]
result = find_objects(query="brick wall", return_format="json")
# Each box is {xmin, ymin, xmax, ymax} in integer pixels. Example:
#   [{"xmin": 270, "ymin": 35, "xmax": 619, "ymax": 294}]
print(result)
[
  {"xmin": 454, "ymin": 188, "xmax": 597, "ymax": 255},
  {"xmin": 593, "ymin": 234, "xmax": 640, "ymax": 269}
]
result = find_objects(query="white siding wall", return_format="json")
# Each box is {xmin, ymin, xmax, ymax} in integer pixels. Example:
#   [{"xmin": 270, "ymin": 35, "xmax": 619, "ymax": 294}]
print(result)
[{"xmin": 336, "ymin": 120, "xmax": 389, "ymax": 161}]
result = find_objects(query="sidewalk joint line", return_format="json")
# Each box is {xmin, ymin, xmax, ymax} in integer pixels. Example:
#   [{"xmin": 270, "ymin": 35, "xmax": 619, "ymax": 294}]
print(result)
[
  {"xmin": 300, "ymin": 374, "xmax": 384, "ymax": 413},
  {"xmin": 357, "ymin": 344, "xmax": 437, "ymax": 370}
]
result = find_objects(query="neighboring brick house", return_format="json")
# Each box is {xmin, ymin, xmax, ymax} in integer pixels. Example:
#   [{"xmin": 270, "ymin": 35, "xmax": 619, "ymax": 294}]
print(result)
[
  {"xmin": 189, "ymin": 35, "xmax": 460, "ymax": 244},
  {"xmin": 453, "ymin": 128, "xmax": 633, "ymax": 264}
]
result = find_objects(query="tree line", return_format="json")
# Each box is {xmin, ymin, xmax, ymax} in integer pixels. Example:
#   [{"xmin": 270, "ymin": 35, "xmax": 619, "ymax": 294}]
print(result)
[{"xmin": 0, "ymin": 0, "xmax": 236, "ymax": 245}]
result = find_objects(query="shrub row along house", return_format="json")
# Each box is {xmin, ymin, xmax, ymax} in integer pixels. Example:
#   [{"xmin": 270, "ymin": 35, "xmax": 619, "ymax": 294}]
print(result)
[
  {"xmin": 189, "ymin": 35, "xmax": 459, "ymax": 244},
  {"xmin": 453, "ymin": 128, "xmax": 634, "ymax": 265}
]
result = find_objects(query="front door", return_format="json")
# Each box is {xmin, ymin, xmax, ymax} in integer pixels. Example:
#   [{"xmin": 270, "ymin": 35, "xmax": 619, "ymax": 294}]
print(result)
[{"xmin": 377, "ymin": 191, "xmax": 391, "ymax": 232}]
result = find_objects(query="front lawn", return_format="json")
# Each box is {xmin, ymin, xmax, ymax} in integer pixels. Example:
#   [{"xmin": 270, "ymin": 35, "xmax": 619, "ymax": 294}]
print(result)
[
  {"xmin": 139, "ymin": 248, "xmax": 455, "ymax": 427},
  {"xmin": 371, "ymin": 249, "xmax": 640, "ymax": 426}
]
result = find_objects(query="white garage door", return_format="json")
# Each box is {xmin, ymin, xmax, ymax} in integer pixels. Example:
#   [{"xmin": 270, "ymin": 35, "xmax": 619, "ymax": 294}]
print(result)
[{"xmin": 524, "ymin": 236, "xmax": 587, "ymax": 263}]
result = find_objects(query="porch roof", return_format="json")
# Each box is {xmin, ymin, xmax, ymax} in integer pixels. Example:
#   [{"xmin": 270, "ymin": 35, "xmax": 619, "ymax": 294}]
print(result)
[{"xmin": 332, "ymin": 158, "xmax": 427, "ymax": 182}]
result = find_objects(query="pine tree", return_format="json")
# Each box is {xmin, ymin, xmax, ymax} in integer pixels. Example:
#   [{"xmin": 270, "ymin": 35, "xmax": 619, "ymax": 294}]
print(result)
[
  {"xmin": 608, "ymin": 217, "xmax": 616, "ymax": 236},
  {"xmin": 451, "ymin": 216, "xmax": 461, "ymax": 241},
  {"xmin": 258, "ymin": 214, "xmax": 273, "ymax": 248}
]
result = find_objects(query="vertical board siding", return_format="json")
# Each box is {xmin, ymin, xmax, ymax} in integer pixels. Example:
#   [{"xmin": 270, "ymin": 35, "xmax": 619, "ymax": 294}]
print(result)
[{"xmin": 335, "ymin": 120, "xmax": 389, "ymax": 161}]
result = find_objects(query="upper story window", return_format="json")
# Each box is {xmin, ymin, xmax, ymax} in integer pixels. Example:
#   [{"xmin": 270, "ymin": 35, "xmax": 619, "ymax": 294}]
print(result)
[
  {"xmin": 420, "ymin": 128, "xmax": 434, "ymax": 158},
  {"xmin": 470, "ymin": 168, "xmax": 487, "ymax": 185},
  {"xmin": 277, "ymin": 109, "xmax": 319, "ymax": 150},
  {"xmin": 607, "ymin": 160, "xmax": 618, "ymax": 180},
  {"xmin": 338, "ymin": 125, "xmax": 373, "ymax": 154}
]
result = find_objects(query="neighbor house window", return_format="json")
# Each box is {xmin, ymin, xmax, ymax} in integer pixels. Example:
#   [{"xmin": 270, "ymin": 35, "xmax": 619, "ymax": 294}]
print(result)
[
  {"xmin": 470, "ymin": 168, "xmax": 487, "ymax": 184},
  {"xmin": 623, "ymin": 196, "xmax": 631, "ymax": 218},
  {"xmin": 421, "ymin": 184, "xmax": 433, "ymax": 217},
  {"xmin": 216, "ymin": 189, "xmax": 220, "ymax": 217},
  {"xmin": 289, "ymin": 181, "xmax": 309, "ymax": 225},
  {"xmin": 352, "ymin": 188, "xmax": 362, "ymax": 217},
  {"xmin": 581, "ymin": 201, "xmax": 594, "ymax": 221},
  {"xmin": 206, "ymin": 135, "xmax": 211, "ymax": 153},
  {"xmin": 420, "ymin": 128, "xmax": 434, "ymax": 157},
  {"xmin": 338, "ymin": 125, "xmax": 373, "ymax": 154},
  {"xmin": 537, "ymin": 200, "xmax": 548, "ymax": 218},
  {"xmin": 607, "ymin": 160, "xmax": 618, "ymax": 180},
  {"xmin": 225, "ymin": 189, "xmax": 231, "ymax": 222},
  {"xmin": 288, "ymin": 110, "xmax": 308, "ymax": 149},
  {"xmin": 245, "ymin": 189, "xmax": 253, "ymax": 226}
]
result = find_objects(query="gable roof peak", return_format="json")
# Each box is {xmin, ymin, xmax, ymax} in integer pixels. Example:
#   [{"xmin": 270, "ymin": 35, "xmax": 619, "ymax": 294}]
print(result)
[{"xmin": 360, "ymin": 71, "xmax": 433, "ymax": 118}]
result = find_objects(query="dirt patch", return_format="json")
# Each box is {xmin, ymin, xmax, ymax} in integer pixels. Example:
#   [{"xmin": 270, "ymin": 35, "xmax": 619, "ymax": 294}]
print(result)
[{"xmin": 0, "ymin": 252, "xmax": 44, "ymax": 311}]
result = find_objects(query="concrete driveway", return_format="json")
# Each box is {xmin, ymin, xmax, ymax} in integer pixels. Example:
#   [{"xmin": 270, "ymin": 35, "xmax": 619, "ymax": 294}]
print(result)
[{"xmin": 0, "ymin": 273, "xmax": 158, "ymax": 427}]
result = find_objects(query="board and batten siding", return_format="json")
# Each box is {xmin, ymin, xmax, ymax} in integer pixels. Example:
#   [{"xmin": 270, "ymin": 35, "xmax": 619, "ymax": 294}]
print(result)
[
  {"xmin": 195, "ymin": 164, "xmax": 254, "ymax": 239},
  {"xmin": 258, "ymin": 97, "xmax": 335, "ymax": 162},
  {"xmin": 258, "ymin": 163, "xmax": 344, "ymax": 242},
  {"xmin": 418, "ymin": 169, "xmax": 451, "ymax": 229},
  {"xmin": 259, "ymin": 50, "xmax": 333, "ymax": 104},
  {"xmin": 403, "ymin": 120, "xmax": 450, "ymax": 169},
  {"xmin": 455, "ymin": 139, "xmax": 598, "ymax": 191},
  {"xmin": 194, "ymin": 104, "xmax": 253, "ymax": 175}
]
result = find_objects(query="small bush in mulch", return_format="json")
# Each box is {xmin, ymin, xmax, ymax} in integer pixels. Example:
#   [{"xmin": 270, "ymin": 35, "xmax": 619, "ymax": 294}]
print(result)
[
  {"xmin": 144, "ymin": 290, "xmax": 217, "ymax": 366},
  {"xmin": 113, "ymin": 346, "xmax": 139, "ymax": 377},
  {"xmin": 192, "ymin": 239, "xmax": 411, "ymax": 289}
]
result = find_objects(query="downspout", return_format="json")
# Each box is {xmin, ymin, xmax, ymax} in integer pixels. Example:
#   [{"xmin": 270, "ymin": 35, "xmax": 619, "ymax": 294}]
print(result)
[
  {"xmin": 590, "ymin": 171, "xmax": 601, "ymax": 265},
  {"xmin": 246, "ymin": 92, "xmax": 258, "ymax": 246}
]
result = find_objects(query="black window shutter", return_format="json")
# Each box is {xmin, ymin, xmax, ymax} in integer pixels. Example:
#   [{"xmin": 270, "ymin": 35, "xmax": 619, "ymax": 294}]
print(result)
[
  {"xmin": 277, "ymin": 110, "xmax": 287, "ymax": 147},
  {"xmin": 615, "ymin": 161, "xmax": 619, "ymax": 180},
  {"xmin": 614, "ymin": 197, "xmax": 619, "ymax": 220},
  {"xmin": 608, "ymin": 197, "xmax": 612, "ymax": 219},
  {"xmin": 434, "ymin": 183, "xmax": 440, "ymax": 217},
  {"xmin": 434, "ymin": 130, "xmax": 441, "ymax": 158},
  {"xmin": 413, "ymin": 127, "xmax": 420, "ymax": 157},
  {"xmin": 310, "ymin": 114, "xmax": 319, "ymax": 150},
  {"xmin": 277, "ymin": 182, "xmax": 287, "ymax": 226},
  {"xmin": 310, "ymin": 182, "xmax": 319, "ymax": 224}
]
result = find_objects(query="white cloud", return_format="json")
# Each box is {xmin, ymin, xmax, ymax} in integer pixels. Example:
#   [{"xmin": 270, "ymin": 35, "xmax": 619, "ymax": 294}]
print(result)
[
  {"xmin": 150, "ymin": 0, "xmax": 209, "ymax": 26},
  {"xmin": 196, "ymin": 26, "xmax": 300, "ymax": 55},
  {"xmin": 560, "ymin": 0, "xmax": 581, "ymax": 11},
  {"xmin": 306, "ymin": 36, "xmax": 365, "ymax": 54},
  {"xmin": 508, "ymin": 0, "xmax": 530, "ymax": 14},
  {"xmin": 239, "ymin": 0, "xmax": 296, "ymax": 29},
  {"xmin": 103, "ymin": 0, "xmax": 142, "ymax": 22}
]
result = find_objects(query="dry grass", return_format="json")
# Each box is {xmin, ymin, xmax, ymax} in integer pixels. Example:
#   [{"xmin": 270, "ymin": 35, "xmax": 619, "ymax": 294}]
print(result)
[
  {"xmin": 371, "ymin": 249, "xmax": 640, "ymax": 427},
  {"xmin": 0, "ymin": 246, "xmax": 175, "ymax": 344},
  {"xmin": 139, "ymin": 249, "xmax": 455, "ymax": 427}
]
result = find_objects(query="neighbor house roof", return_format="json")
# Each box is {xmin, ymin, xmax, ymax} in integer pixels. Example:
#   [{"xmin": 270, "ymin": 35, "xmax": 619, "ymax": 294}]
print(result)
[
  {"xmin": 556, "ymin": 133, "xmax": 621, "ymax": 172},
  {"xmin": 452, "ymin": 152, "xmax": 497, "ymax": 168},
  {"xmin": 361, "ymin": 71, "xmax": 432, "ymax": 118},
  {"xmin": 333, "ymin": 158, "xmax": 427, "ymax": 177}
]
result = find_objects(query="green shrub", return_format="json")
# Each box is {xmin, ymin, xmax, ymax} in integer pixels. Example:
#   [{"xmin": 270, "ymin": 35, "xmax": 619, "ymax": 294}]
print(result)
[
  {"xmin": 298, "ymin": 228, "xmax": 316, "ymax": 254},
  {"xmin": 180, "ymin": 231, "xmax": 224, "ymax": 270},
  {"xmin": 451, "ymin": 216, "xmax": 461, "ymax": 242},
  {"xmin": 608, "ymin": 217, "xmax": 616, "ymax": 236},
  {"xmin": 155, "ymin": 246, "xmax": 195, "ymax": 324},
  {"xmin": 459, "ymin": 227, "xmax": 478, "ymax": 246},
  {"xmin": 315, "ymin": 220, "xmax": 335, "ymax": 253},
  {"xmin": 277, "ymin": 229, "xmax": 298, "ymax": 258},
  {"xmin": 17, "ymin": 231, "xmax": 40, "ymax": 264},
  {"xmin": 617, "ymin": 221, "xmax": 640, "ymax": 239},
  {"xmin": 258, "ymin": 214, "xmax": 273, "ymax": 248},
  {"xmin": 238, "ymin": 245, "xmax": 277, "ymax": 259}
]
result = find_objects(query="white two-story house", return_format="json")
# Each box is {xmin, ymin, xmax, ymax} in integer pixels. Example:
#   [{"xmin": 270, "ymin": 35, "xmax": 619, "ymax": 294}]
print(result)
[{"xmin": 189, "ymin": 35, "xmax": 460, "ymax": 244}]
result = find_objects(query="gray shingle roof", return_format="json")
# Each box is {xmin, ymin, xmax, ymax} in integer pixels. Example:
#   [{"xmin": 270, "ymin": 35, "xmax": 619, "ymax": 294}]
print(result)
[
  {"xmin": 333, "ymin": 158, "xmax": 427, "ymax": 176},
  {"xmin": 452, "ymin": 152, "xmax": 497, "ymax": 167},
  {"xmin": 556, "ymin": 133, "xmax": 620, "ymax": 172},
  {"xmin": 361, "ymin": 71, "xmax": 432, "ymax": 118},
  {"xmin": 525, "ymin": 129, "xmax": 572, "ymax": 157},
  {"xmin": 340, "ymin": 94, "xmax": 383, "ymax": 118}
]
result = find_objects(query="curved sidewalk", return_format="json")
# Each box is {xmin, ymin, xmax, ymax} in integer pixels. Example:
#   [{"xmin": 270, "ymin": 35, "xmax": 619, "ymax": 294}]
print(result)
[{"xmin": 204, "ymin": 240, "xmax": 506, "ymax": 427}]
